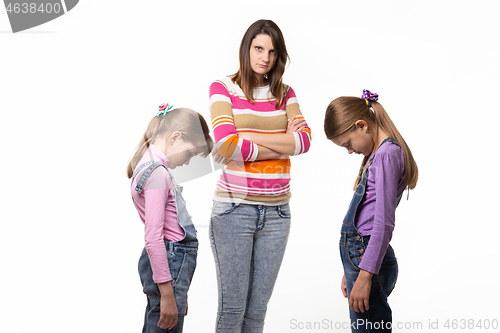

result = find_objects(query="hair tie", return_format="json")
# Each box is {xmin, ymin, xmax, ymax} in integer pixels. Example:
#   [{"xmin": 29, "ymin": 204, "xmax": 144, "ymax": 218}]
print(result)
[
  {"xmin": 157, "ymin": 103, "xmax": 174, "ymax": 116},
  {"xmin": 361, "ymin": 89, "xmax": 379, "ymax": 107}
]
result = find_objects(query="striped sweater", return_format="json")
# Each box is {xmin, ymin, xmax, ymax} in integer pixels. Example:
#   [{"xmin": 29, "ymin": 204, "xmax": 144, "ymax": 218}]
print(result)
[{"xmin": 209, "ymin": 77, "xmax": 311, "ymax": 204}]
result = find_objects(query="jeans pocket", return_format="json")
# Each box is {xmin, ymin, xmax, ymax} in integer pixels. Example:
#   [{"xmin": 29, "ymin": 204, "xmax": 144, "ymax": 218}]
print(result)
[
  {"xmin": 378, "ymin": 245, "xmax": 398, "ymax": 296},
  {"xmin": 166, "ymin": 250, "xmax": 197, "ymax": 317},
  {"xmin": 167, "ymin": 251, "xmax": 185, "ymax": 287},
  {"xmin": 167, "ymin": 250, "xmax": 197, "ymax": 289},
  {"xmin": 211, "ymin": 201, "xmax": 240, "ymax": 216},
  {"xmin": 277, "ymin": 203, "xmax": 291, "ymax": 218},
  {"xmin": 345, "ymin": 237, "xmax": 368, "ymax": 270}
]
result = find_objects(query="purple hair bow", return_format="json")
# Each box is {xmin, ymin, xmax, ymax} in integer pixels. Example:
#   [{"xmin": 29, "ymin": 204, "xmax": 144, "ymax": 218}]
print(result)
[{"xmin": 361, "ymin": 89, "xmax": 379, "ymax": 107}]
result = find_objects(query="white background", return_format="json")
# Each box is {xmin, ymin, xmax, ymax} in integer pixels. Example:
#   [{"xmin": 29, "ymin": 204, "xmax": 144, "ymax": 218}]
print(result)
[{"xmin": 1, "ymin": 1, "xmax": 499, "ymax": 332}]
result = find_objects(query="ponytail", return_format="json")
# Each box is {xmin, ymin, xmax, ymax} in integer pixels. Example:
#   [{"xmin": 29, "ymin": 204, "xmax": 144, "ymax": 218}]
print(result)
[
  {"xmin": 126, "ymin": 115, "xmax": 165, "ymax": 179},
  {"xmin": 371, "ymin": 101, "xmax": 418, "ymax": 190}
]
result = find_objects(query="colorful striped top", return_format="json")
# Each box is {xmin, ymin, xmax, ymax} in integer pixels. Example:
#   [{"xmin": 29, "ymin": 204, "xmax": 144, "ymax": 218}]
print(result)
[{"xmin": 209, "ymin": 77, "xmax": 312, "ymax": 204}]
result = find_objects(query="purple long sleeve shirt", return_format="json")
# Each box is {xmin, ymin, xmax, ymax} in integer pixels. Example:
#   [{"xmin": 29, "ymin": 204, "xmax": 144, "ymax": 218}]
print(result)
[{"xmin": 356, "ymin": 140, "xmax": 406, "ymax": 274}]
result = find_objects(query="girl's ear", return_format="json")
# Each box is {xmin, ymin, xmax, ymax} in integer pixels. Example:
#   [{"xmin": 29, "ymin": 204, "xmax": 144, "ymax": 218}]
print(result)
[
  {"xmin": 354, "ymin": 120, "xmax": 369, "ymax": 132},
  {"xmin": 169, "ymin": 131, "xmax": 182, "ymax": 144}
]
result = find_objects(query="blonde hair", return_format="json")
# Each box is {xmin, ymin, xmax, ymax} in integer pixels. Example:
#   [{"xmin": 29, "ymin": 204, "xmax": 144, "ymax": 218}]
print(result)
[
  {"xmin": 126, "ymin": 108, "xmax": 214, "ymax": 178},
  {"xmin": 324, "ymin": 96, "xmax": 418, "ymax": 190}
]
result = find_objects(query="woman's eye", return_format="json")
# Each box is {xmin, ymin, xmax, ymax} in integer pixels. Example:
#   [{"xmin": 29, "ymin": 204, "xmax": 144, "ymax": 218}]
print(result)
[{"xmin": 255, "ymin": 46, "xmax": 262, "ymax": 51}]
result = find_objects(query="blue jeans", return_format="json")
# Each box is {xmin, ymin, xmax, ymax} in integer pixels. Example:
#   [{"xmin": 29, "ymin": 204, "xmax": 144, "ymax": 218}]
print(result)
[
  {"xmin": 138, "ymin": 240, "xmax": 198, "ymax": 333},
  {"xmin": 209, "ymin": 202, "xmax": 291, "ymax": 333},
  {"xmin": 340, "ymin": 234, "xmax": 398, "ymax": 332}
]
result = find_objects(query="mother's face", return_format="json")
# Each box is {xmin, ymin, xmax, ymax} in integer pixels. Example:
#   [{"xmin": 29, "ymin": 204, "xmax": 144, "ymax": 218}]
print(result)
[{"xmin": 249, "ymin": 34, "xmax": 277, "ymax": 77}]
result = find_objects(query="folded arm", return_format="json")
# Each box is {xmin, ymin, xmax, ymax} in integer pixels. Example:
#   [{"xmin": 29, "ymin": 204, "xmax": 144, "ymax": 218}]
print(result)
[
  {"xmin": 244, "ymin": 86, "xmax": 312, "ymax": 156},
  {"xmin": 239, "ymin": 117, "xmax": 309, "ymax": 155}
]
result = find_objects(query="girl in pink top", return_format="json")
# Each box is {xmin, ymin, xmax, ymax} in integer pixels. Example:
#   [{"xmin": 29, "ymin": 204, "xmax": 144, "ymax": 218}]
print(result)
[{"xmin": 126, "ymin": 104, "xmax": 213, "ymax": 332}]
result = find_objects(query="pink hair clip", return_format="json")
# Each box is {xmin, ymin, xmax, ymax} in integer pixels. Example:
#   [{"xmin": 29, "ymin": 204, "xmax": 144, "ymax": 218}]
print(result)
[{"xmin": 157, "ymin": 103, "xmax": 174, "ymax": 116}]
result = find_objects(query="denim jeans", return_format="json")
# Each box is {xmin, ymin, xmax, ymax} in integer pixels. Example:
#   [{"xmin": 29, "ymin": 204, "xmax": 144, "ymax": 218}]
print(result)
[
  {"xmin": 138, "ymin": 240, "xmax": 198, "ymax": 333},
  {"xmin": 209, "ymin": 202, "xmax": 291, "ymax": 333},
  {"xmin": 340, "ymin": 235, "xmax": 398, "ymax": 332}
]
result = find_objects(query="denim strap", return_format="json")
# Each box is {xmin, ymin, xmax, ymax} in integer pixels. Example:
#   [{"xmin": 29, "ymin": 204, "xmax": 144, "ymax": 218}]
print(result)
[{"xmin": 132, "ymin": 159, "xmax": 179, "ymax": 194}]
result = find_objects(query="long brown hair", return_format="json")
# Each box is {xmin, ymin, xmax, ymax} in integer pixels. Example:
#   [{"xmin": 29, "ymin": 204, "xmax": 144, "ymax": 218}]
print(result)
[
  {"xmin": 324, "ymin": 96, "xmax": 418, "ymax": 190},
  {"xmin": 231, "ymin": 19, "xmax": 289, "ymax": 109},
  {"xmin": 126, "ymin": 108, "xmax": 214, "ymax": 178}
]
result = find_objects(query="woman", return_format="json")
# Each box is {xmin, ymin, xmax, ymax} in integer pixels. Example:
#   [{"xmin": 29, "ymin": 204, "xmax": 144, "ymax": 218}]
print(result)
[{"xmin": 209, "ymin": 19, "xmax": 312, "ymax": 332}]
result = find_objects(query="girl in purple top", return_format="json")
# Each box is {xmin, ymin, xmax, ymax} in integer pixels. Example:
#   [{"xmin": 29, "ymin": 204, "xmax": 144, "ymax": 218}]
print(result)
[
  {"xmin": 324, "ymin": 90, "xmax": 418, "ymax": 332},
  {"xmin": 126, "ymin": 105, "xmax": 213, "ymax": 332}
]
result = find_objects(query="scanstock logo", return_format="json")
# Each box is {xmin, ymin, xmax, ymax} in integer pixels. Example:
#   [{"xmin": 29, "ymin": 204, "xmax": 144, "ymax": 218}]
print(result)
[{"xmin": 3, "ymin": 0, "xmax": 79, "ymax": 33}]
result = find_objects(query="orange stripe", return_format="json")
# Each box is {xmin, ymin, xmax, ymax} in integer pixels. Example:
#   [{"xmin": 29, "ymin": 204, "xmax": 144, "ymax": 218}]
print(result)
[
  {"xmin": 212, "ymin": 116, "xmax": 233, "ymax": 123},
  {"xmin": 216, "ymin": 136, "xmax": 240, "ymax": 158},
  {"xmin": 226, "ymin": 159, "xmax": 291, "ymax": 174},
  {"xmin": 213, "ymin": 119, "xmax": 234, "ymax": 128},
  {"xmin": 212, "ymin": 116, "xmax": 234, "ymax": 127}
]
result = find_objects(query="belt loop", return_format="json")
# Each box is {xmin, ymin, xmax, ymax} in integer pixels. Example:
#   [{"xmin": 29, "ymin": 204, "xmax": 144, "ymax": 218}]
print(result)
[{"xmin": 166, "ymin": 241, "xmax": 174, "ymax": 252}]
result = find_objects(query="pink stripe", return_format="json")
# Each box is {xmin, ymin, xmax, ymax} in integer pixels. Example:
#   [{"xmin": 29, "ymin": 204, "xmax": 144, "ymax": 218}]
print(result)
[
  {"xmin": 240, "ymin": 139, "xmax": 253, "ymax": 161},
  {"xmin": 217, "ymin": 181, "xmax": 291, "ymax": 195},
  {"xmin": 298, "ymin": 132, "xmax": 304, "ymax": 155},
  {"xmin": 301, "ymin": 130, "xmax": 311, "ymax": 153},
  {"xmin": 232, "ymin": 98, "xmax": 286, "ymax": 111},
  {"xmin": 213, "ymin": 124, "xmax": 237, "ymax": 141},
  {"xmin": 246, "ymin": 140, "xmax": 254, "ymax": 161},
  {"xmin": 210, "ymin": 81, "xmax": 231, "ymax": 97},
  {"xmin": 220, "ymin": 173, "xmax": 291, "ymax": 188}
]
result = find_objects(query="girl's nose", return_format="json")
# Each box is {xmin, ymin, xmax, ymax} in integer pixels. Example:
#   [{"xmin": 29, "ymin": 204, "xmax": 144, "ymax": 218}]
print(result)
[
  {"xmin": 262, "ymin": 52, "xmax": 269, "ymax": 63},
  {"xmin": 347, "ymin": 148, "xmax": 354, "ymax": 154}
]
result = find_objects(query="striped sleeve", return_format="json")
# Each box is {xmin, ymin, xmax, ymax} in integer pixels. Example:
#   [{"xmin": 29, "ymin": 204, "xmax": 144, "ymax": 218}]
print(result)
[
  {"xmin": 285, "ymin": 86, "xmax": 312, "ymax": 156},
  {"xmin": 210, "ymin": 81, "xmax": 259, "ymax": 162}
]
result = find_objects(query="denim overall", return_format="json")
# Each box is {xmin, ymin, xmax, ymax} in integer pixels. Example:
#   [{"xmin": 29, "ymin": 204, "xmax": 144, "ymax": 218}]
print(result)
[
  {"xmin": 340, "ymin": 138, "xmax": 399, "ymax": 333},
  {"xmin": 132, "ymin": 161, "xmax": 198, "ymax": 333}
]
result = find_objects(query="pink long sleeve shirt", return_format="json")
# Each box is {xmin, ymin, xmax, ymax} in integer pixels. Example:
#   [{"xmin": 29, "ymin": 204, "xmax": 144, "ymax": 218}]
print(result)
[
  {"xmin": 131, "ymin": 145, "xmax": 185, "ymax": 283},
  {"xmin": 210, "ymin": 78, "xmax": 312, "ymax": 203}
]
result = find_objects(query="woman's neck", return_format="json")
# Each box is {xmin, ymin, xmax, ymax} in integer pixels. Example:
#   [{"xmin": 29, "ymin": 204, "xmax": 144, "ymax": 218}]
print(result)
[{"xmin": 255, "ymin": 74, "xmax": 268, "ymax": 87}]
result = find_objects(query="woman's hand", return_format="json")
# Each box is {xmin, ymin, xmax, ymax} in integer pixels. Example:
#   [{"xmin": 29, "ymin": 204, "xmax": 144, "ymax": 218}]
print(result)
[
  {"xmin": 286, "ymin": 117, "xmax": 306, "ymax": 133},
  {"xmin": 349, "ymin": 270, "xmax": 373, "ymax": 313},
  {"xmin": 157, "ymin": 281, "xmax": 178, "ymax": 329},
  {"xmin": 238, "ymin": 132, "xmax": 253, "ymax": 141},
  {"xmin": 211, "ymin": 147, "xmax": 233, "ymax": 165},
  {"xmin": 341, "ymin": 274, "xmax": 348, "ymax": 298}
]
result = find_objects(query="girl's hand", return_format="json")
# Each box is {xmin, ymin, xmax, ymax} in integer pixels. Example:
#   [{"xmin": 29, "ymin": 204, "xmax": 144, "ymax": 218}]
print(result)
[
  {"xmin": 286, "ymin": 117, "xmax": 306, "ymax": 133},
  {"xmin": 341, "ymin": 274, "xmax": 348, "ymax": 298},
  {"xmin": 157, "ymin": 282, "xmax": 178, "ymax": 329},
  {"xmin": 349, "ymin": 270, "xmax": 372, "ymax": 313}
]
